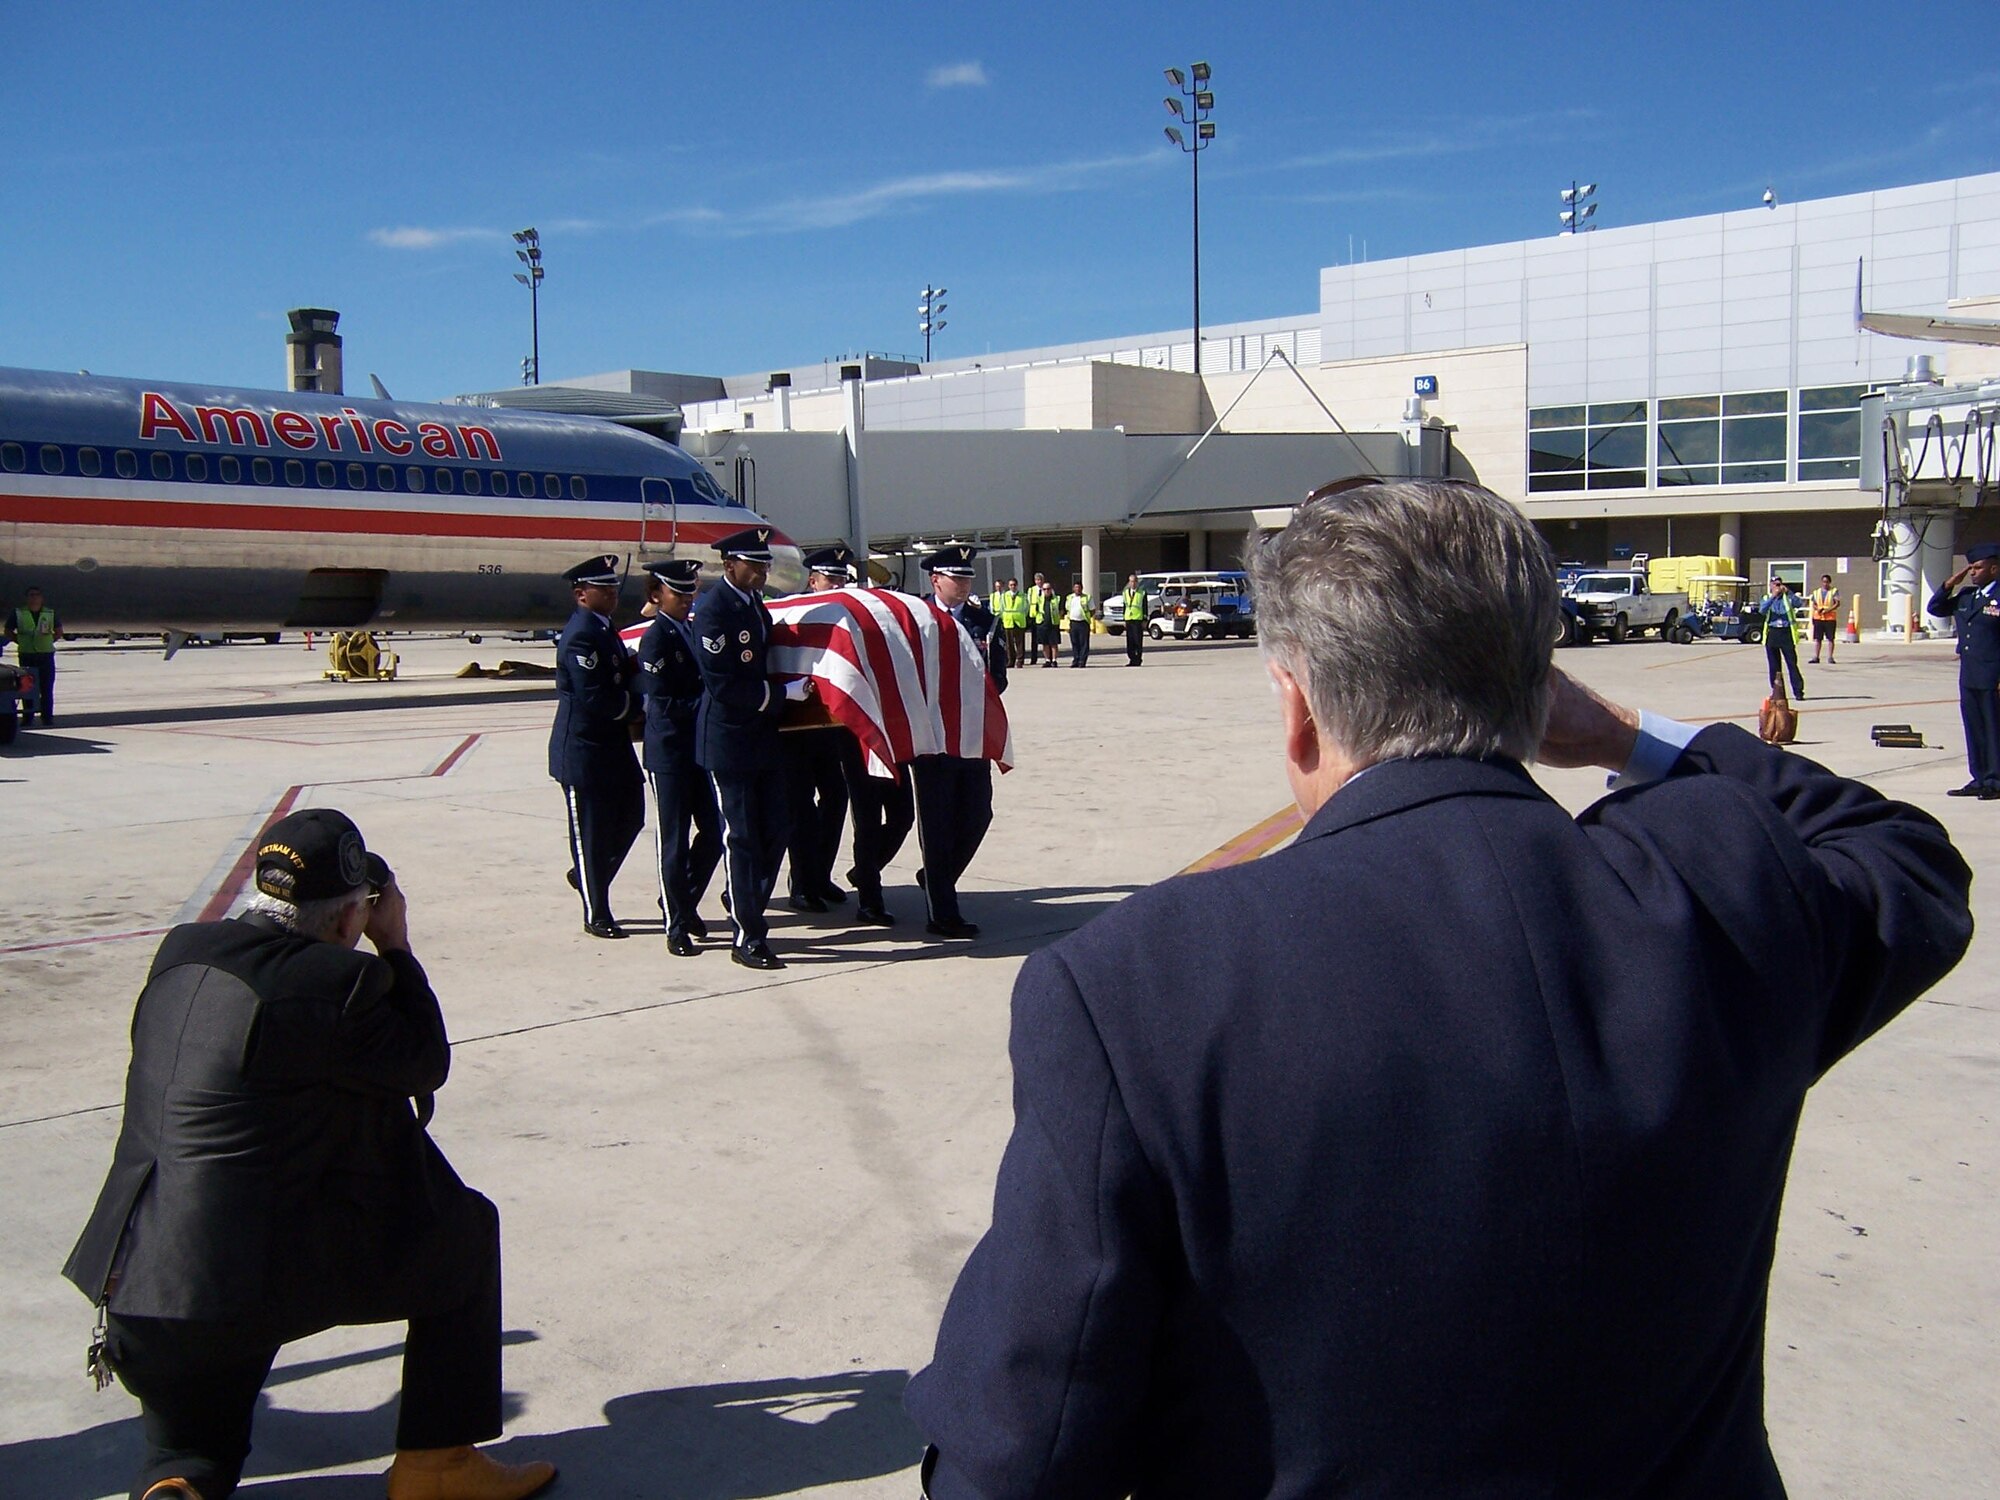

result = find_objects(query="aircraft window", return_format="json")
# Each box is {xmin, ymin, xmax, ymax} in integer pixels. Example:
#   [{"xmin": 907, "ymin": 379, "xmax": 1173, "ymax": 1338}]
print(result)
[
  {"xmin": 285, "ymin": 460, "xmax": 305, "ymax": 486},
  {"xmin": 185, "ymin": 454, "xmax": 209, "ymax": 482},
  {"xmin": 79, "ymin": 447, "xmax": 103, "ymax": 477},
  {"xmin": 116, "ymin": 450, "xmax": 138, "ymax": 478},
  {"xmin": 218, "ymin": 455, "xmax": 239, "ymax": 482},
  {"xmin": 487, "ymin": 470, "xmax": 505, "ymax": 493},
  {"xmin": 315, "ymin": 461, "xmax": 336, "ymax": 487},
  {"xmin": 253, "ymin": 457, "xmax": 274, "ymax": 485},
  {"xmin": 434, "ymin": 468, "xmax": 455, "ymax": 494},
  {"xmin": 347, "ymin": 462, "xmax": 367, "ymax": 488},
  {"xmin": 462, "ymin": 470, "xmax": 481, "ymax": 495},
  {"xmin": 377, "ymin": 465, "xmax": 396, "ymax": 490},
  {"xmin": 152, "ymin": 452, "xmax": 174, "ymax": 481},
  {"xmin": 570, "ymin": 475, "xmax": 586, "ymax": 500},
  {"xmin": 543, "ymin": 473, "xmax": 560, "ymax": 499},
  {"xmin": 0, "ymin": 442, "xmax": 24, "ymax": 472},
  {"xmin": 518, "ymin": 473, "xmax": 536, "ymax": 498},
  {"xmin": 41, "ymin": 444, "xmax": 65, "ymax": 474},
  {"xmin": 406, "ymin": 466, "xmax": 425, "ymax": 493}
]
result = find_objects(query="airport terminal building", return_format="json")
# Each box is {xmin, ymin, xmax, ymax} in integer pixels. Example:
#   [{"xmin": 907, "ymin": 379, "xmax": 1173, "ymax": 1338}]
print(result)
[{"xmin": 507, "ymin": 170, "xmax": 2000, "ymax": 625}]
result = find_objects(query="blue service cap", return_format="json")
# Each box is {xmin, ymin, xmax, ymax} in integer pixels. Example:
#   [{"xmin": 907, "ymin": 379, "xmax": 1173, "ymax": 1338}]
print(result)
[
  {"xmin": 644, "ymin": 558, "xmax": 703, "ymax": 593},
  {"xmin": 922, "ymin": 543, "xmax": 978, "ymax": 577},
  {"xmin": 714, "ymin": 526, "xmax": 775, "ymax": 562},
  {"xmin": 804, "ymin": 545, "xmax": 857, "ymax": 577},
  {"xmin": 563, "ymin": 554, "xmax": 621, "ymax": 588},
  {"xmin": 1968, "ymin": 543, "xmax": 2000, "ymax": 563}
]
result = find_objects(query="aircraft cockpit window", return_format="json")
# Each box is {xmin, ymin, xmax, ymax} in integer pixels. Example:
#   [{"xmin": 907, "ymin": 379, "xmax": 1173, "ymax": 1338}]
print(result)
[
  {"xmin": 378, "ymin": 465, "xmax": 397, "ymax": 490},
  {"xmin": 284, "ymin": 460, "xmax": 305, "ymax": 486},
  {"xmin": 405, "ymin": 467, "xmax": 425, "ymax": 493},
  {"xmin": 218, "ymin": 456, "xmax": 240, "ymax": 483},
  {"xmin": 462, "ymin": 470, "xmax": 482, "ymax": 496},
  {"xmin": 570, "ymin": 475, "xmax": 587, "ymax": 500},
  {"xmin": 315, "ymin": 461, "xmax": 336, "ymax": 487},
  {"xmin": 151, "ymin": 452, "xmax": 173, "ymax": 481},
  {"xmin": 79, "ymin": 447, "xmax": 103, "ymax": 477},
  {"xmin": 347, "ymin": 462, "xmax": 367, "ymax": 489},
  {"xmin": 185, "ymin": 455, "xmax": 208, "ymax": 482},
  {"xmin": 434, "ymin": 468, "xmax": 455, "ymax": 494},
  {"xmin": 253, "ymin": 458, "xmax": 274, "ymax": 485},
  {"xmin": 0, "ymin": 443, "xmax": 24, "ymax": 472},
  {"xmin": 686, "ymin": 468, "xmax": 737, "ymax": 508},
  {"xmin": 543, "ymin": 474, "xmax": 560, "ymax": 499},
  {"xmin": 115, "ymin": 450, "xmax": 138, "ymax": 478},
  {"xmin": 40, "ymin": 445, "xmax": 65, "ymax": 474},
  {"xmin": 518, "ymin": 473, "xmax": 536, "ymax": 498}
]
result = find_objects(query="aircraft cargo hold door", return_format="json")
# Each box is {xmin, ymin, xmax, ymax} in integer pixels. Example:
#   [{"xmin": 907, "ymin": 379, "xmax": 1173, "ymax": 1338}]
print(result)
[{"xmin": 639, "ymin": 477, "xmax": 675, "ymax": 556}]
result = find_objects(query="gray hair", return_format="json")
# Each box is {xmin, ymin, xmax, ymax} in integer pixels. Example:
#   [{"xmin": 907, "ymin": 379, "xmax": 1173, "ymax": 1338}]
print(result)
[
  {"xmin": 243, "ymin": 887, "xmax": 366, "ymax": 943},
  {"xmin": 1246, "ymin": 478, "xmax": 1559, "ymax": 764}
]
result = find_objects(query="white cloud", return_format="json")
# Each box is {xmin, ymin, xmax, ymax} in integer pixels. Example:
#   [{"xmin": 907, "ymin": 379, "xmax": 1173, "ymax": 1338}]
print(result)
[
  {"xmin": 367, "ymin": 226, "xmax": 500, "ymax": 250},
  {"xmin": 713, "ymin": 151, "xmax": 1157, "ymax": 234},
  {"xmin": 927, "ymin": 61, "xmax": 989, "ymax": 89}
]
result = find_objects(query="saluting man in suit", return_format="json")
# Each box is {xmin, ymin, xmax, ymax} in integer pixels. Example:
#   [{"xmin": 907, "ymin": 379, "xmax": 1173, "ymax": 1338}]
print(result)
[
  {"xmin": 694, "ymin": 527, "xmax": 809, "ymax": 970},
  {"xmin": 912, "ymin": 545, "xmax": 1007, "ymax": 940},
  {"xmin": 1928, "ymin": 540, "xmax": 2000, "ymax": 798},
  {"xmin": 549, "ymin": 555, "xmax": 644, "ymax": 939},
  {"xmin": 637, "ymin": 558, "xmax": 723, "ymax": 954}
]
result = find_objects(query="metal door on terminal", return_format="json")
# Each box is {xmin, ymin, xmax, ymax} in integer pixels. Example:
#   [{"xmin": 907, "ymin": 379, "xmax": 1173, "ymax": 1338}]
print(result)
[{"xmin": 639, "ymin": 478, "xmax": 675, "ymax": 555}]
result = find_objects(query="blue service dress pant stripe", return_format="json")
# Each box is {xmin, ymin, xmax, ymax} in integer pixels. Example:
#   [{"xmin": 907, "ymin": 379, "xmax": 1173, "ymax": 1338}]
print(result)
[
  {"xmin": 911, "ymin": 754, "xmax": 993, "ymax": 925},
  {"xmin": 710, "ymin": 768, "xmax": 788, "ymax": 946},
  {"xmin": 564, "ymin": 775, "xmax": 644, "ymax": 927},
  {"xmin": 1959, "ymin": 684, "xmax": 2000, "ymax": 785},
  {"xmin": 649, "ymin": 766, "xmax": 723, "ymax": 932}
]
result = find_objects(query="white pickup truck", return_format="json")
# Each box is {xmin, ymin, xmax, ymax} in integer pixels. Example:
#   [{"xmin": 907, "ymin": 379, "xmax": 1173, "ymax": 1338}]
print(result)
[{"xmin": 1567, "ymin": 571, "xmax": 1692, "ymax": 644}]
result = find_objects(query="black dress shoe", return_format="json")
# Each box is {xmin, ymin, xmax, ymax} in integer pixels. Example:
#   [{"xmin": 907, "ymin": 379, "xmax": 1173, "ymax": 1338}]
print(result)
[
  {"xmin": 926, "ymin": 918, "xmax": 981, "ymax": 940},
  {"xmin": 685, "ymin": 913, "xmax": 710, "ymax": 940},
  {"xmin": 854, "ymin": 904, "xmax": 895, "ymax": 927},
  {"xmin": 814, "ymin": 884, "xmax": 849, "ymax": 905},
  {"xmin": 565, "ymin": 868, "xmax": 581, "ymax": 890},
  {"xmin": 787, "ymin": 892, "xmax": 829, "ymax": 913},
  {"xmin": 720, "ymin": 889, "xmax": 732, "ymax": 913},
  {"xmin": 584, "ymin": 920, "xmax": 629, "ymax": 940},
  {"xmin": 1981, "ymin": 786, "xmax": 2000, "ymax": 802},
  {"xmin": 1948, "ymin": 781, "xmax": 1983, "ymax": 796},
  {"xmin": 732, "ymin": 942, "xmax": 785, "ymax": 970},
  {"xmin": 666, "ymin": 931, "xmax": 697, "ymax": 956}
]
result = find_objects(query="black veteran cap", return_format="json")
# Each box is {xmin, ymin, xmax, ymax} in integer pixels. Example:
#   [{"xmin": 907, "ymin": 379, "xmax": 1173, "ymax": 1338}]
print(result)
[
  {"xmin": 922, "ymin": 543, "xmax": 978, "ymax": 577},
  {"xmin": 804, "ymin": 545, "xmax": 857, "ymax": 578},
  {"xmin": 715, "ymin": 526, "xmax": 775, "ymax": 562},
  {"xmin": 255, "ymin": 808, "xmax": 387, "ymax": 903},
  {"xmin": 1969, "ymin": 543, "xmax": 2000, "ymax": 563},
  {"xmin": 644, "ymin": 558, "xmax": 704, "ymax": 593},
  {"xmin": 564, "ymin": 554, "xmax": 621, "ymax": 588}
]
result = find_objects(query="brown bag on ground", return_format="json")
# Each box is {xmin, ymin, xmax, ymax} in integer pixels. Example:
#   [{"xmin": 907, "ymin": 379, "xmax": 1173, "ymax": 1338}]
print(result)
[{"xmin": 1759, "ymin": 675, "xmax": 1798, "ymax": 745}]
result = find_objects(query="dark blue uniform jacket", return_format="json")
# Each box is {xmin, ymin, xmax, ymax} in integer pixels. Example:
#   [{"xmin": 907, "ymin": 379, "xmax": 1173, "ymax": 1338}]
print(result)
[
  {"xmin": 953, "ymin": 598, "xmax": 1008, "ymax": 695},
  {"xmin": 693, "ymin": 581, "xmax": 783, "ymax": 774},
  {"xmin": 547, "ymin": 606, "xmax": 639, "ymax": 785},
  {"xmin": 636, "ymin": 612, "xmax": 704, "ymax": 772},
  {"xmin": 907, "ymin": 726, "xmax": 1971, "ymax": 1499},
  {"xmin": 1927, "ymin": 579, "xmax": 2000, "ymax": 688}
]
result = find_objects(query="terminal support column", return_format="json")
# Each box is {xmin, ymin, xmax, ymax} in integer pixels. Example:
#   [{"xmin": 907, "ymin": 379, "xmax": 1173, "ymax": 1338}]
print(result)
[
  {"xmin": 1718, "ymin": 513, "xmax": 1742, "ymax": 571},
  {"xmin": 1081, "ymin": 527, "xmax": 1101, "ymax": 601},
  {"xmin": 1187, "ymin": 528, "xmax": 1208, "ymax": 570}
]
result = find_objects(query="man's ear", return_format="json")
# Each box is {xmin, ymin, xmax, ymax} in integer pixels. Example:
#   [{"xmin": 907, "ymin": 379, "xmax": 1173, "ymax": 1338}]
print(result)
[{"xmin": 1270, "ymin": 663, "xmax": 1320, "ymax": 777}]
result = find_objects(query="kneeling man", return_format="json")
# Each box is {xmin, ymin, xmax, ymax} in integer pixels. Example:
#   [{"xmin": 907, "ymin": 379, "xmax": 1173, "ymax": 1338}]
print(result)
[{"xmin": 64, "ymin": 809, "xmax": 554, "ymax": 1500}]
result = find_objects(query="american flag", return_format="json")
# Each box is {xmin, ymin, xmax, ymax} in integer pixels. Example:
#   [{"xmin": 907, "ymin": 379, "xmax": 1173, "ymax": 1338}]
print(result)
[{"xmin": 622, "ymin": 588, "xmax": 1011, "ymax": 776}]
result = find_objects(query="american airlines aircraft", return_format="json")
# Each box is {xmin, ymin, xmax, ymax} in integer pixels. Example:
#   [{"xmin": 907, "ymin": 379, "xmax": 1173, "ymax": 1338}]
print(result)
[{"xmin": 0, "ymin": 367, "xmax": 803, "ymax": 632}]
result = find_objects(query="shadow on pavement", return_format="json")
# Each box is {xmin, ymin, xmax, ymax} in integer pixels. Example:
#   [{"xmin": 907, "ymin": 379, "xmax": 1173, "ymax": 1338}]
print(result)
[
  {"xmin": 55, "ymin": 685, "xmax": 556, "ymax": 732},
  {"xmin": 2, "ymin": 1362, "xmax": 918, "ymax": 1500}
]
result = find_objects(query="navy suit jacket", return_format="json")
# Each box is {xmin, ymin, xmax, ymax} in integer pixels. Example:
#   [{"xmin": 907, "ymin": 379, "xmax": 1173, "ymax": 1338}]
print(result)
[
  {"xmin": 907, "ymin": 726, "xmax": 1970, "ymax": 1499},
  {"xmin": 693, "ymin": 580, "xmax": 783, "ymax": 774},
  {"xmin": 636, "ymin": 611, "xmax": 704, "ymax": 772},
  {"xmin": 1927, "ymin": 581, "xmax": 2000, "ymax": 689},
  {"xmin": 547, "ymin": 606, "xmax": 640, "ymax": 787}
]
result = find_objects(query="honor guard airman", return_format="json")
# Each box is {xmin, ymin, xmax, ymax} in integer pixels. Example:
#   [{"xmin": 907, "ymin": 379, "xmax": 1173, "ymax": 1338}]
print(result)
[
  {"xmin": 783, "ymin": 546, "xmax": 859, "ymax": 914},
  {"xmin": 912, "ymin": 545, "xmax": 1007, "ymax": 939},
  {"xmin": 549, "ymin": 555, "xmax": 644, "ymax": 939},
  {"xmin": 694, "ymin": 527, "xmax": 805, "ymax": 969},
  {"xmin": 637, "ymin": 559, "xmax": 723, "ymax": 955},
  {"xmin": 1928, "ymin": 540, "xmax": 2000, "ymax": 798}
]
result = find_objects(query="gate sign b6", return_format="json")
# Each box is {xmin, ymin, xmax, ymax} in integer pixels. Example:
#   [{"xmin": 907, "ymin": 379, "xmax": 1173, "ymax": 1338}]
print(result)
[{"xmin": 1413, "ymin": 374, "xmax": 1439, "ymax": 397}]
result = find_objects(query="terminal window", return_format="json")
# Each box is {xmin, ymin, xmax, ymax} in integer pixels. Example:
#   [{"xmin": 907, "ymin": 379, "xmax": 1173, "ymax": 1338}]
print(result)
[
  {"xmin": 1656, "ymin": 390, "xmax": 1790, "ymax": 487},
  {"xmin": 1529, "ymin": 404, "xmax": 1645, "ymax": 492},
  {"xmin": 1798, "ymin": 384, "xmax": 1866, "ymax": 481}
]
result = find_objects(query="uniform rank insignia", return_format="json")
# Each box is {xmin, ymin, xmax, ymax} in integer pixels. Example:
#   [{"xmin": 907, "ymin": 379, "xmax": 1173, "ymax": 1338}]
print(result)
[
  {"xmin": 576, "ymin": 651, "xmax": 598, "ymax": 671},
  {"xmin": 642, "ymin": 659, "xmax": 661, "ymax": 673},
  {"xmin": 702, "ymin": 635, "xmax": 724, "ymax": 654}
]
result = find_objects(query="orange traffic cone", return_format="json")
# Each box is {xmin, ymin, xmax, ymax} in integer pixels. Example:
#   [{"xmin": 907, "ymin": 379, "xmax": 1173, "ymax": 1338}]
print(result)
[{"xmin": 1844, "ymin": 597, "xmax": 1860, "ymax": 644}]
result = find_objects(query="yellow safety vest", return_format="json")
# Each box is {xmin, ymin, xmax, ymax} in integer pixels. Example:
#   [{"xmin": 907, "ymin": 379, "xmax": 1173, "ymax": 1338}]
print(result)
[
  {"xmin": 11, "ymin": 607, "xmax": 57, "ymax": 655},
  {"xmin": 1026, "ymin": 591, "xmax": 1046, "ymax": 624},
  {"xmin": 1122, "ymin": 587, "xmax": 1147, "ymax": 621}
]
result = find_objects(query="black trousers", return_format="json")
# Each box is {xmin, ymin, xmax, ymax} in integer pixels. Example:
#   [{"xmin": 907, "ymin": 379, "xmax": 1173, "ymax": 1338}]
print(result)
[
  {"xmin": 1068, "ymin": 620, "xmax": 1090, "ymax": 666},
  {"xmin": 841, "ymin": 736, "xmax": 914, "ymax": 906},
  {"xmin": 19, "ymin": 650, "xmax": 54, "ymax": 720},
  {"xmin": 782, "ymin": 729, "xmax": 850, "ymax": 898},
  {"xmin": 648, "ymin": 759, "xmax": 722, "ymax": 935},
  {"xmin": 711, "ymin": 767, "xmax": 787, "ymax": 946},
  {"xmin": 562, "ymin": 769, "xmax": 644, "ymax": 927},
  {"xmin": 107, "ymin": 1202, "xmax": 503, "ymax": 1500},
  {"xmin": 1959, "ymin": 680, "xmax": 2000, "ymax": 785},
  {"xmin": 1763, "ymin": 625, "xmax": 1804, "ymax": 698},
  {"xmin": 1124, "ymin": 621, "xmax": 1145, "ymax": 664},
  {"xmin": 911, "ymin": 755, "xmax": 993, "ymax": 925}
]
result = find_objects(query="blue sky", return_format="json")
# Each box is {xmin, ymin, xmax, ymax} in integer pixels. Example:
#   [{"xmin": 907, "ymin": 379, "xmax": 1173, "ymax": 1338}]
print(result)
[{"xmin": 4, "ymin": 2, "xmax": 1994, "ymax": 401}]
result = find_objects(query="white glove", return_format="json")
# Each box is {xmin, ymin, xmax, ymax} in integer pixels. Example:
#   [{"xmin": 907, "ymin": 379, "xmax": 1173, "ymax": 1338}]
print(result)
[{"xmin": 783, "ymin": 678, "xmax": 812, "ymax": 702}]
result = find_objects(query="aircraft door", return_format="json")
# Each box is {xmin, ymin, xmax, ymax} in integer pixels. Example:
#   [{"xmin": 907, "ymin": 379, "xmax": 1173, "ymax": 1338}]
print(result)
[{"xmin": 639, "ymin": 477, "xmax": 676, "ymax": 555}]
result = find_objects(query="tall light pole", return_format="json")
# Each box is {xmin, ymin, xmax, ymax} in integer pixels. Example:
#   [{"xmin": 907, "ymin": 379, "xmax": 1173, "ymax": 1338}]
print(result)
[
  {"xmin": 512, "ymin": 227, "xmax": 544, "ymax": 383},
  {"xmin": 919, "ymin": 283, "xmax": 948, "ymax": 361},
  {"xmin": 1559, "ymin": 181, "xmax": 1597, "ymax": 235},
  {"xmin": 1163, "ymin": 60, "xmax": 1215, "ymax": 374}
]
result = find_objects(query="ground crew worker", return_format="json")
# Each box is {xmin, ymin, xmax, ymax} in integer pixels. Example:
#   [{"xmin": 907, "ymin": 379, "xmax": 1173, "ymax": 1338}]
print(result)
[
  {"xmin": 1120, "ymin": 573, "xmax": 1148, "ymax": 666},
  {"xmin": 1065, "ymin": 582, "xmax": 1094, "ymax": 668},
  {"xmin": 6, "ymin": 585, "xmax": 63, "ymax": 725},
  {"xmin": 1025, "ymin": 579, "xmax": 1049, "ymax": 669},
  {"xmin": 996, "ymin": 579, "xmax": 1028, "ymax": 668},
  {"xmin": 1809, "ymin": 574, "xmax": 1841, "ymax": 664},
  {"xmin": 1039, "ymin": 580, "xmax": 1062, "ymax": 667}
]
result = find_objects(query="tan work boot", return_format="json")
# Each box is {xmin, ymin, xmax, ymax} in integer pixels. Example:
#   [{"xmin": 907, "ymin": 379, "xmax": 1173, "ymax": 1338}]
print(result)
[{"xmin": 384, "ymin": 1445, "xmax": 556, "ymax": 1500}]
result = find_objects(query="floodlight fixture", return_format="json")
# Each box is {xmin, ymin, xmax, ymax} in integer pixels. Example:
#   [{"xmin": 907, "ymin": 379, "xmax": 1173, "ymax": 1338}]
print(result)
[
  {"xmin": 1160, "ymin": 60, "xmax": 1217, "ymax": 373},
  {"xmin": 1165, "ymin": 125, "xmax": 1185, "ymax": 147},
  {"xmin": 1164, "ymin": 96, "xmax": 1185, "ymax": 116},
  {"xmin": 1165, "ymin": 66, "xmax": 1185, "ymax": 86},
  {"xmin": 1191, "ymin": 60, "xmax": 1210, "ymax": 81},
  {"xmin": 512, "ymin": 226, "xmax": 544, "ymax": 382}
]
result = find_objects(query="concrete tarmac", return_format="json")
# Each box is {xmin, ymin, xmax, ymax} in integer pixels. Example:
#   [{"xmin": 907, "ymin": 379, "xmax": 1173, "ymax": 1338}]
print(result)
[{"xmin": 0, "ymin": 629, "xmax": 1993, "ymax": 1498}]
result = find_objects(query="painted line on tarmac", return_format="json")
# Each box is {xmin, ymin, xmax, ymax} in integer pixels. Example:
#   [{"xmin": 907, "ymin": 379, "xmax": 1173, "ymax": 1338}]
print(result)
[
  {"xmin": 1181, "ymin": 805, "xmax": 1304, "ymax": 874},
  {"xmin": 0, "ymin": 926, "xmax": 171, "ymax": 957}
]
